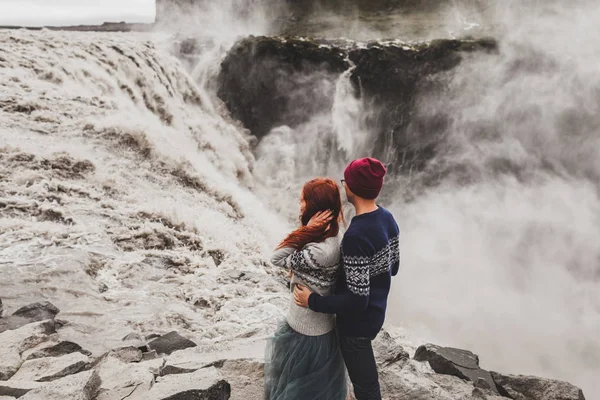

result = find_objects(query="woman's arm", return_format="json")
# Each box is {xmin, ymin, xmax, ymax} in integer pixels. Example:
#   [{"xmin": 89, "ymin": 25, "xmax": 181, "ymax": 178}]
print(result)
[{"xmin": 270, "ymin": 247, "xmax": 296, "ymax": 268}]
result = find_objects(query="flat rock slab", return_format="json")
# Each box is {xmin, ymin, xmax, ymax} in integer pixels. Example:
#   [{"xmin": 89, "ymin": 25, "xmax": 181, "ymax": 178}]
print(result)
[
  {"xmin": 11, "ymin": 352, "xmax": 90, "ymax": 382},
  {"xmin": 0, "ymin": 302, "xmax": 60, "ymax": 334},
  {"xmin": 0, "ymin": 320, "xmax": 55, "ymax": 381},
  {"xmin": 19, "ymin": 370, "xmax": 100, "ymax": 400},
  {"xmin": 414, "ymin": 343, "xmax": 498, "ymax": 394},
  {"xmin": 146, "ymin": 367, "xmax": 230, "ymax": 400},
  {"xmin": 25, "ymin": 341, "xmax": 91, "ymax": 361},
  {"xmin": 0, "ymin": 380, "xmax": 43, "ymax": 398},
  {"xmin": 147, "ymin": 332, "xmax": 197, "ymax": 356},
  {"xmin": 94, "ymin": 356, "xmax": 155, "ymax": 400},
  {"xmin": 491, "ymin": 371, "xmax": 586, "ymax": 400},
  {"xmin": 106, "ymin": 346, "xmax": 143, "ymax": 363}
]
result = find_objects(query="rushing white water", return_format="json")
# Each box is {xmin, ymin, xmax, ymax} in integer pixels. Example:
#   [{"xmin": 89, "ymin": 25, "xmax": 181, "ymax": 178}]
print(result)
[
  {"xmin": 1, "ymin": 0, "xmax": 598, "ymax": 398},
  {"xmin": 0, "ymin": 28, "xmax": 288, "ymax": 355}
]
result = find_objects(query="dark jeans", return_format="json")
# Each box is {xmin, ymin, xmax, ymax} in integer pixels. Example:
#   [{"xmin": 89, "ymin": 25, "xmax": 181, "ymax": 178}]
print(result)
[{"xmin": 339, "ymin": 336, "xmax": 382, "ymax": 400}]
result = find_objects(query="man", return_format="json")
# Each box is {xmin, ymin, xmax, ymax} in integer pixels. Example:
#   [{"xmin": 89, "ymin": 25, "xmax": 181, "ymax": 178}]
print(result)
[{"xmin": 294, "ymin": 157, "xmax": 400, "ymax": 400}]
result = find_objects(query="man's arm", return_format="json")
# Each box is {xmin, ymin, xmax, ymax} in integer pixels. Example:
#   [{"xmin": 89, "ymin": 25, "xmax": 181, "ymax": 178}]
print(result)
[
  {"xmin": 304, "ymin": 234, "xmax": 371, "ymax": 314},
  {"xmin": 391, "ymin": 233, "xmax": 400, "ymax": 276}
]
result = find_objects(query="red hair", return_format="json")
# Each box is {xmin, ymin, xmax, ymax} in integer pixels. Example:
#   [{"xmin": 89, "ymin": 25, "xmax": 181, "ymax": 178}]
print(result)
[{"xmin": 277, "ymin": 178, "xmax": 344, "ymax": 250}]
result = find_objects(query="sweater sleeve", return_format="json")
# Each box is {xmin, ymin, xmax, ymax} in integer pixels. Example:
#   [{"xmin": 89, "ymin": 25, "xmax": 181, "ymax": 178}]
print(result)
[
  {"xmin": 308, "ymin": 234, "xmax": 371, "ymax": 314},
  {"xmin": 271, "ymin": 242, "xmax": 331, "ymax": 275},
  {"xmin": 270, "ymin": 247, "xmax": 296, "ymax": 269}
]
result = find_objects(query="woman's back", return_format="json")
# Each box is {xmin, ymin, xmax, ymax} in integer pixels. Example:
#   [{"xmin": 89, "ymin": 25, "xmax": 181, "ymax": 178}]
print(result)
[{"xmin": 271, "ymin": 233, "xmax": 342, "ymax": 336}]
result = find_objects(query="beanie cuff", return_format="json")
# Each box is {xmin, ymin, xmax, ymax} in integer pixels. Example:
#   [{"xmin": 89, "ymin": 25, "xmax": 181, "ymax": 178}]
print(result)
[{"xmin": 344, "ymin": 169, "xmax": 382, "ymax": 200}]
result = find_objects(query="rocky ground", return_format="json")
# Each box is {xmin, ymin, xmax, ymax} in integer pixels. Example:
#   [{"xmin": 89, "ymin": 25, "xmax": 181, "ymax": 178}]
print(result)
[{"xmin": 0, "ymin": 300, "xmax": 586, "ymax": 399}]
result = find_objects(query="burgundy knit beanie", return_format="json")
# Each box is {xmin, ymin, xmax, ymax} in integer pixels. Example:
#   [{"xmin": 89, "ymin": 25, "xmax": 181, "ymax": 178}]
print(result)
[{"xmin": 344, "ymin": 158, "xmax": 387, "ymax": 199}]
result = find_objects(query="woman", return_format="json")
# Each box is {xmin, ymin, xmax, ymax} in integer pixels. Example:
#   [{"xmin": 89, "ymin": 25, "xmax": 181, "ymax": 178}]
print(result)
[{"xmin": 264, "ymin": 178, "xmax": 347, "ymax": 400}]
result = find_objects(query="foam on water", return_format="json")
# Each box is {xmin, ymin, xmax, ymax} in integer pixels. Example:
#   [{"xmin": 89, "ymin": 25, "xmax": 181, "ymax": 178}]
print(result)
[
  {"xmin": 0, "ymin": 29, "xmax": 288, "ymax": 354},
  {"xmin": 1, "ymin": 0, "xmax": 599, "ymax": 397}
]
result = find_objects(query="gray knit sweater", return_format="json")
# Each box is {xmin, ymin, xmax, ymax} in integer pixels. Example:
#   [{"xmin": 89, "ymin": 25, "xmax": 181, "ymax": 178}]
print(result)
[{"xmin": 271, "ymin": 234, "xmax": 342, "ymax": 336}]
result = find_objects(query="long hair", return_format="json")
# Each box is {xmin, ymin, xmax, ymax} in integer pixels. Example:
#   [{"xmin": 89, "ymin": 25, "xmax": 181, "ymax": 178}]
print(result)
[{"xmin": 277, "ymin": 178, "xmax": 344, "ymax": 250}]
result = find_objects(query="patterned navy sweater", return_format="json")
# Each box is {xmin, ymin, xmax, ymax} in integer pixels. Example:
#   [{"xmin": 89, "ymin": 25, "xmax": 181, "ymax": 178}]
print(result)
[{"xmin": 308, "ymin": 206, "xmax": 400, "ymax": 339}]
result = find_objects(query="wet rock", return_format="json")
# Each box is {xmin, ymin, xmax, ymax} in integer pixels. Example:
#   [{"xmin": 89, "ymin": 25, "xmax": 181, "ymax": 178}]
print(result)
[
  {"xmin": 146, "ymin": 367, "xmax": 230, "ymax": 400},
  {"xmin": 19, "ymin": 370, "xmax": 101, "ymax": 400},
  {"xmin": 147, "ymin": 332, "xmax": 197, "ymax": 356},
  {"xmin": 140, "ymin": 357, "xmax": 167, "ymax": 376},
  {"xmin": 372, "ymin": 329, "xmax": 409, "ymax": 367},
  {"xmin": 122, "ymin": 332, "xmax": 144, "ymax": 342},
  {"xmin": 0, "ymin": 302, "xmax": 59, "ymax": 333},
  {"xmin": 0, "ymin": 380, "xmax": 43, "ymax": 398},
  {"xmin": 11, "ymin": 352, "xmax": 90, "ymax": 382},
  {"xmin": 142, "ymin": 350, "xmax": 159, "ymax": 361},
  {"xmin": 12, "ymin": 301, "xmax": 59, "ymax": 321},
  {"xmin": 490, "ymin": 371, "xmax": 586, "ymax": 400},
  {"xmin": 0, "ymin": 320, "xmax": 55, "ymax": 381},
  {"xmin": 379, "ymin": 359, "xmax": 503, "ymax": 400},
  {"xmin": 106, "ymin": 347, "xmax": 143, "ymax": 363},
  {"xmin": 414, "ymin": 343, "xmax": 498, "ymax": 393},
  {"xmin": 160, "ymin": 365, "xmax": 198, "ymax": 377},
  {"xmin": 218, "ymin": 36, "xmax": 348, "ymax": 140},
  {"xmin": 98, "ymin": 283, "xmax": 108, "ymax": 293},
  {"xmin": 25, "ymin": 341, "xmax": 91, "ymax": 361},
  {"xmin": 94, "ymin": 356, "xmax": 155, "ymax": 400},
  {"xmin": 207, "ymin": 249, "xmax": 226, "ymax": 267}
]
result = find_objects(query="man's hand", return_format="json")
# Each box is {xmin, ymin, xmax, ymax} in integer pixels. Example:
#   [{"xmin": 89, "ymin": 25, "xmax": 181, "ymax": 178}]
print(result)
[
  {"xmin": 307, "ymin": 210, "xmax": 333, "ymax": 228},
  {"xmin": 293, "ymin": 284, "xmax": 312, "ymax": 308}
]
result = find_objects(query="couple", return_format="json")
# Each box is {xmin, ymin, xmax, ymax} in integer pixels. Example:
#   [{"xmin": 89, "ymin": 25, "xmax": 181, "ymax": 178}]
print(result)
[{"xmin": 265, "ymin": 157, "xmax": 400, "ymax": 400}]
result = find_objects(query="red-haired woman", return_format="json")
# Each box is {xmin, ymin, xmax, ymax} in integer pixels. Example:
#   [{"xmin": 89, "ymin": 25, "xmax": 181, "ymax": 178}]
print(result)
[{"xmin": 264, "ymin": 178, "xmax": 348, "ymax": 400}]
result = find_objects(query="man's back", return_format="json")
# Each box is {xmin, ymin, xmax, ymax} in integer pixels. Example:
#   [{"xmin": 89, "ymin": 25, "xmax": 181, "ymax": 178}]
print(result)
[{"xmin": 335, "ymin": 206, "xmax": 400, "ymax": 339}]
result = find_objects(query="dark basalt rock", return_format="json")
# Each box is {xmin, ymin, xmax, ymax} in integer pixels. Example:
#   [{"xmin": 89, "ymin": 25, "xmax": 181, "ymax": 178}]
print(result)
[
  {"xmin": 26, "ymin": 341, "xmax": 92, "ymax": 360},
  {"xmin": 218, "ymin": 36, "xmax": 348, "ymax": 140},
  {"xmin": 491, "ymin": 371, "xmax": 586, "ymax": 400},
  {"xmin": 12, "ymin": 301, "xmax": 60, "ymax": 321},
  {"xmin": 414, "ymin": 343, "xmax": 499, "ymax": 394},
  {"xmin": 0, "ymin": 301, "xmax": 60, "ymax": 333},
  {"xmin": 148, "ymin": 331, "xmax": 197, "ymax": 355},
  {"xmin": 160, "ymin": 380, "xmax": 231, "ymax": 400},
  {"xmin": 217, "ymin": 35, "xmax": 497, "ymax": 173}
]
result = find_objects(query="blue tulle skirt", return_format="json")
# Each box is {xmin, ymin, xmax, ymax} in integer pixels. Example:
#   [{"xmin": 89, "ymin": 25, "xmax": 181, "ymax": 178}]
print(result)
[{"xmin": 264, "ymin": 321, "xmax": 348, "ymax": 400}]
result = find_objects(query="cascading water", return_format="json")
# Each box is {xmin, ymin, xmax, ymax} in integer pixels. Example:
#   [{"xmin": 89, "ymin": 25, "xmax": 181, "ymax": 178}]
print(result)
[{"xmin": 0, "ymin": 0, "xmax": 598, "ymax": 397}]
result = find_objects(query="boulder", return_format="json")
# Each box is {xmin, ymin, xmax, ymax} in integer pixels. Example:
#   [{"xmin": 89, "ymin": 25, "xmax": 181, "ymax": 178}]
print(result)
[
  {"xmin": 19, "ymin": 370, "xmax": 101, "ymax": 400},
  {"xmin": 145, "ymin": 367, "xmax": 230, "ymax": 400},
  {"xmin": 0, "ymin": 298, "xmax": 3, "ymax": 317},
  {"xmin": 490, "ymin": 371, "xmax": 586, "ymax": 400},
  {"xmin": 0, "ymin": 380, "xmax": 43, "ymax": 398},
  {"xmin": 414, "ymin": 343, "xmax": 498, "ymax": 394},
  {"xmin": 0, "ymin": 320, "xmax": 55, "ymax": 381},
  {"xmin": 378, "ymin": 359, "xmax": 503, "ymax": 400},
  {"xmin": 373, "ymin": 329, "xmax": 410, "ymax": 367},
  {"xmin": 139, "ymin": 357, "xmax": 167, "ymax": 376},
  {"xmin": 12, "ymin": 302, "xmax": 60, "ymax": 321},
  {"xmin": 25, "ymin": 341, "xmax": 91, "ymax": 361},
  {"xmin": 94, "ymin": 355, "xmax": 155, "ymax": 400},
  {"xmin": 147, "ymin": 332, "xmax": 197, "ymax": 356},
  {"xmin": 106, "ymin": 347, "xmax": 143, "ymax": 363},
  {"xmin": 10, "ymin": 352, "xmax": 90, "ymax": 382},
  {"xmin": 0, "ymin": 302, "xmax": 60, "ymax": 334}
]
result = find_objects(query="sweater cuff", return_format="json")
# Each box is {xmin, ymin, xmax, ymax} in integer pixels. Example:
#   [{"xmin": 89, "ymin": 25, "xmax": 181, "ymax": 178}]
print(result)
[{"xmin": 308, "ymin": 292, "xmax": 320, "ymax": 312}]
